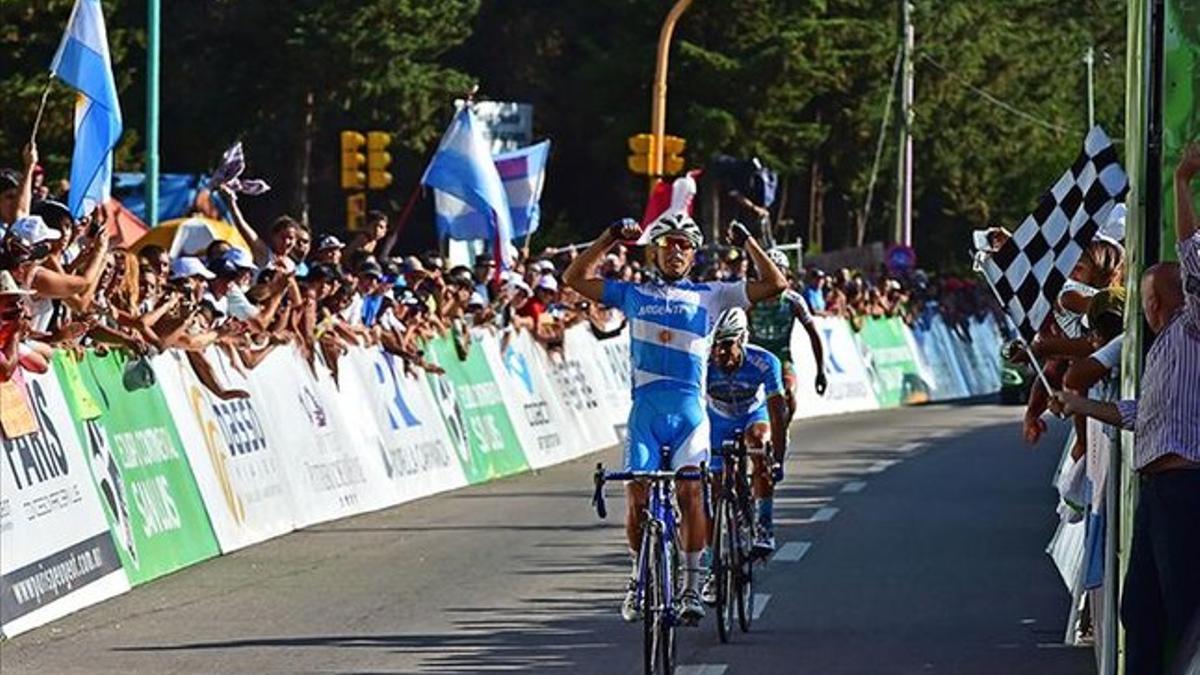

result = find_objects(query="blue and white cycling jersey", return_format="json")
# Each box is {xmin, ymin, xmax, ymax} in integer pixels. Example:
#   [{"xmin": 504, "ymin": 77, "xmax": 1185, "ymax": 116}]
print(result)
[
  {"xmin": 602, "ymin": 278, "xmax": 749, "ymax": 400},
  {"xmin": 602, "ymin": 277, "xmax": 749, "ymax": 471},
  {"xmin": 706, "ymin": 343, "xmax": 785, "ymax": 420},
  {"xmin": 707, "ymin": 343, "xmax": 784, "ymax": 467}
]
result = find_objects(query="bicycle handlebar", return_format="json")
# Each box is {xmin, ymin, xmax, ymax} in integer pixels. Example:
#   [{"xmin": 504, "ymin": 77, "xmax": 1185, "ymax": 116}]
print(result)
[{"xmin": 591, "ymin": 462, "xmax": 707, "ymax": 519}]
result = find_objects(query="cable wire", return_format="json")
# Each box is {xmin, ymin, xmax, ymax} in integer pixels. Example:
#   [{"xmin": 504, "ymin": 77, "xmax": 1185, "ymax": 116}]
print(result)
[
  {"xmin": 919, "ymin": 53, "xmax": 1073, "ymax": 134},
  {"xmin": 861, "ymin": 42, "xmax": 904, "ymax": 231}
]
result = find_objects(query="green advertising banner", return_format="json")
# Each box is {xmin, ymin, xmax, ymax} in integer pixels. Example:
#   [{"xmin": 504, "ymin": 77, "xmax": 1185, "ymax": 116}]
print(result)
[
  {"xmin": 54, "ymin": 352, "xmax": 220, "ymax": 585},
  {"xmin": 1161, "ymin": 0, "xmax": 1200, "ymax": 261},
  {"xmin": 424, "ymin": 335, "xmax": 529, "ymax": 484},
  {"xmin": 855, "ymin": 317, "xmax": 927, "ymax": 408}
]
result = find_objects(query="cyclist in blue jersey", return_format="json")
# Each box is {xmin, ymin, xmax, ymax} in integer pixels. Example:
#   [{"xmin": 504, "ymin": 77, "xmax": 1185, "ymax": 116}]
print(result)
[
  {"xmin": 564, "ymin": 213, "xmax": 787, "ymax": 625},
  {"xmin": 703, "ymin": 308, "xmax": 790, "ymax": 581}
]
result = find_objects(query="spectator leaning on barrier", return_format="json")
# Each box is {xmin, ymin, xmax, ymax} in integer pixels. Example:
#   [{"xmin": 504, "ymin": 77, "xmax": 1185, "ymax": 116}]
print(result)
[{"xmin": 1055, "ymin": 141, "xmax": 1200, "ymax": 674}]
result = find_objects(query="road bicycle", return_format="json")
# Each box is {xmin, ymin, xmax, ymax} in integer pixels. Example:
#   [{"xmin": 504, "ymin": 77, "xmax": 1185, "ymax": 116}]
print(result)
[
  {"xmin": 710, "ymin": 430, "xmax": 773, "ymax": 641},
  {"xmin": 592, "ymin": 446, "xmax": 707, "ymax": 675}
]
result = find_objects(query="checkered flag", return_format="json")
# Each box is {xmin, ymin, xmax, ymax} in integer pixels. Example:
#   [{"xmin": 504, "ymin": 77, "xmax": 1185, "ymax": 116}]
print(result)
[{"xmin": 979, "ymin": 126, "xmax": 1128, "ymax": 342}]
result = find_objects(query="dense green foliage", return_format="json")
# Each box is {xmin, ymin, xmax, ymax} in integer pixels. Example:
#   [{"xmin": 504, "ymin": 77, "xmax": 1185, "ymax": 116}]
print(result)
[{"xmin": 1, "ymin": 0, "xmax": 1125, "ymax": 264}]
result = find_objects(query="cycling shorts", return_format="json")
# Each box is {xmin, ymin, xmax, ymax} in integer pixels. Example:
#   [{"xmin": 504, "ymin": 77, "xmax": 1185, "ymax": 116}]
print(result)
[
  {"xmin": 624, "ymin": 394, "xmax": 709, "ymax": 473},
  {"xmin": 781, "ymin": 360, "xmax": 796, "ymax": 386},
  {"xmin": 708, "ymin": 406, "xmax": 770, "ymax": 472}
]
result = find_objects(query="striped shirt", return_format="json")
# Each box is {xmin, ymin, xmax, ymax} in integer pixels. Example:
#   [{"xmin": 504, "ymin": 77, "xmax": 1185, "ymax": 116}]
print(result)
[
  {"xmin": 1116, "ymin": 232, "xmax": 1200, "ymax": 469},
  {"xmin": 602, "ymin": 278, "xmax": 749, "ymax": 399}
]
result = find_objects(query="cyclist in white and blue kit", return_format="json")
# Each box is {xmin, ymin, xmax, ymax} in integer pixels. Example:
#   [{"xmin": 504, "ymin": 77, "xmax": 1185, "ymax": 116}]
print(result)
[
  {"xmin": 564, "ymin": 213, "xmax": 787, "ymax": 625},
  {"xmin": 704, "ymin": 307, "xmax": 790, "ymax": 582}
]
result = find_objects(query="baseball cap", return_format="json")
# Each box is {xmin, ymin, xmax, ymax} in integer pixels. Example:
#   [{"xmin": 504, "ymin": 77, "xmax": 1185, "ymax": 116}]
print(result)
[
  {"xmin": 358, "ymin": 258, "xmax": 384, "ymax": 278},
  {"xmin": 401, "ymin": 255, "xmax": 425, "ymax": 275},
  {"xmin": 506, "ymin": 278, "xmax": 531, "ymax": 296},
  {"xmin": 531, "ymin": 260, "xmax": 555, "ymax": 273},
  {"xmin": 31, "ymin": 199, "xmax": 72, "ymax": 228},
  {"xmin": 535, "ymin": 275, "xmax": 559, "ymax": 292},
  {"xmin": 9, "ymin": 216, "xmax": 62, "ymax": 247},
  {"xmin": 317, "ymin": 235, "xmax": 345, "ymax": 251},
  {"xmin": 171, "ymin": 256, "xmax": 216, "ymax": 280},
  {"xmin": 467, "ymin": 292, "xmax": 487, "ymax": 308},
  {"xmin": 210, "ymin": 248, "xmax": 258, "ymax": 276}
]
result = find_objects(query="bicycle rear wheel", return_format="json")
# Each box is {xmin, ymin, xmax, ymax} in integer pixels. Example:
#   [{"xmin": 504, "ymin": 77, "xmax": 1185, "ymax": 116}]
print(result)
[
  {"xmin": 642, "ymin": 529, "xmax": 661, "ymax": 675},
  {"xmin": 713, "ymin": 498, "xmax": 734, "ymax": 643}
]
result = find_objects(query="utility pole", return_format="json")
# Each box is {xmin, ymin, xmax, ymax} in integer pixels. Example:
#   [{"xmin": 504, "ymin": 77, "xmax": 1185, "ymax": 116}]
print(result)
[
  {"xmin": 145, "ymin": 0, "xmax": 160, "ymax": 226},
  {"xmin": 650, "ymin": 0, "xmax": 694, "ymax": 193},
  {"xmin": 894, "ymin": 0, "xmax": 914, "ymax": 247},
  {"xmin": 1084, "ymin": 45, "xmax": 1095, "ymax": 130}
]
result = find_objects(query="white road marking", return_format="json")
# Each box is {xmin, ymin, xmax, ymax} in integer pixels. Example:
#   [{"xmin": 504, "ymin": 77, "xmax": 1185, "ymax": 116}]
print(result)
[
  {"xmin": 676, "ymin": 665, "xmax": 728, "ymax": 675},
  {"xmin": 773, "ymin": 496, "xmax": 833, "ymax": 506},
  {"xmin": 773, "ymin": 541, "xmax": 812, "ymax": 562},
  {"xmin": 811, "ymin": 506, "xmax": 839, "ymax": 522},
  {"xmin": 841, "ymin": 480, "xmax": 867, "ymax": 493},
  {"xmin": 753, "ymin": 593, "xmax": 770, "ymax": 620},
  {"xmin": 868, "ymin": 459, "xmax": 899, "ymax": 473},
  {"xmin": 775, "ymin": 507, "xmax": 839, "ymax": 526}
]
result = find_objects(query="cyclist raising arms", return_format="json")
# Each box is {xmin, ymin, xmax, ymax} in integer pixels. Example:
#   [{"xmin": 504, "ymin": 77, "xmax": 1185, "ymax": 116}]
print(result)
[
  {"xmin": 705, "ymin": 307, "xmax": 789, "ymax": 568},
  {"xmin": 749, "ymin": 248, "xmax": 827, "ymax": 421},
  {"xmin": 564, "ymin": 214, "xmax": 787, "ymax": 624},
  {"xmin": 746, "ymin": 248, "xmax": 827, "ymax": 551}
]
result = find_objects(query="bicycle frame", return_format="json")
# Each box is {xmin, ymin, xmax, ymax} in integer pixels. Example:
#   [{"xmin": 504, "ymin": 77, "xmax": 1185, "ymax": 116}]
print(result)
[{"xmin": 592, "ymin": 446, "xmax": 708, "ymax": 630}]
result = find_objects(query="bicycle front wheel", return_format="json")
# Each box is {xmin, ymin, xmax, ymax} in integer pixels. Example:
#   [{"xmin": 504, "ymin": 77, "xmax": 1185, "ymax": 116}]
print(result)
[
  {"xmin": 660, "ymin": 531, "xmax": 677, "ymax": 674},
  {"xmin": 642, "ymin": 528, "xmax": 661, "ymax": 675},
  {"xmin": 713, "ymin": 498, "xmax": 734, "ymax": 643}
]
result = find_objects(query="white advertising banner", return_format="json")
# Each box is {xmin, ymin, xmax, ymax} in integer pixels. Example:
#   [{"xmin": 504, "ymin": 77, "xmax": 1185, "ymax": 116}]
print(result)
[
  {"xmin": 151, "ymin": 351, "xmax": 297, "ymax": 553},
  {"xmin": 1, "ymin": 371, "xmax": 130, "ymax": 638},
  {"xmin": 342, "ymin": 348, "xmax": 467, "ymax": 504},
  {"xmin": 965, "ymin": 316, "xmax": 1003, "ymax": 394},
  {"xmin": 792, "ymin": 317, "xmax": 879, "ymax": 418},
  {"xmin": 242, "ymin": 348, "xmax": 389, "ymax": 527},
  {"xmin": 482, "ymin": 331, "xmax": 581, "ymax": 469},
  {"xmin": 587, "ymin": 327, "xmax": 634, "ymax": 424},
  {"xmin": 542, "ymin": 326, "xmax": 620, "ymax": 451}
]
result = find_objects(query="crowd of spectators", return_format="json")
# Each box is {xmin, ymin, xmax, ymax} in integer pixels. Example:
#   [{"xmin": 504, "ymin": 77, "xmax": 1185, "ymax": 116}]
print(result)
[
  {"xmin": 1, "ymin": 139, "xmax": 998, "ymax": 404},
  {"xmin": 0, "ymin": 143, "xmax": 642, "ymax": 397}
]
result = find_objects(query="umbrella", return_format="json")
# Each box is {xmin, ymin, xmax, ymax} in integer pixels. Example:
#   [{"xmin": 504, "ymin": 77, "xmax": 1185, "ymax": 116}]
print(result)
[
  {"xmin": 99, "ymin": 197, "xmax": 150, "ymax": 249},
  {"xmin": 130, "ymin": 217, "xmax": 252, "ymax": 259}
]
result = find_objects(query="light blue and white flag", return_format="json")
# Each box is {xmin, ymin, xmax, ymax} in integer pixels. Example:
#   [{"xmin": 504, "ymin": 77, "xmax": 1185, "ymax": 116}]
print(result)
[
  {"xmin": 495, "ymin": 140, "xmax": 550, "ymax": 239},
  {"xmin": 49, "ymin": 0, "xmax": 123, "ymax": 218},
  {"xmin": 422, "ymin": 108, "xmax": 513, "ymax": 251}
]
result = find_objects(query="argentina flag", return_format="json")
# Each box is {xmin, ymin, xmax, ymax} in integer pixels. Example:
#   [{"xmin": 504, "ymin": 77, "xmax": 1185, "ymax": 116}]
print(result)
[
  {"xmin": 422, "ymin": 107, "xmax": 513, "ymax": 246},
  {"xmin": 49, "ymin": 0, "xmax": 123, "ymax": 218}
]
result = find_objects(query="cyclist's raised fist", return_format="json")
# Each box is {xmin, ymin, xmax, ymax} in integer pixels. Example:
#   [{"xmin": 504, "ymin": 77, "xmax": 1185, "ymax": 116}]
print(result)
[
  {"xmin": 726, "ymin": 220, "xmax": 751, "ymax": 247},
  {"xmin": 608, "ymin": 217, "xmax": 642, "ymax": 241}
]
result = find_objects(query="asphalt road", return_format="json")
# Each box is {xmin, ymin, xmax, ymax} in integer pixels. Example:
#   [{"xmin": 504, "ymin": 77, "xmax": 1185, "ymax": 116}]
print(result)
[{"xmin": 0, "ymin": 402, "xmax": 1095, "ymax": 675}]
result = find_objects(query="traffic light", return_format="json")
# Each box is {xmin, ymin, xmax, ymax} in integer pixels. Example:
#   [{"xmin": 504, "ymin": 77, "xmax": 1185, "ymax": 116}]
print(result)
[
  {"xmin": 340, "ymin": 131, "xmax": 366, "ymax": 190},
  {"xmin": 627, "ymin": 133, "xmax": 655, "ymax": 175},
  {"xmin": 346, "ymin": 192, "xmax": 366, "ymax": 231},
  {"xmin": 366, "ymin": 131, "xmax": 393, "ymax": 190},
  {"xmin": 661, "ymin": 135, "xmax": 686, "ymax": 175},
  {"xmin": 627, "ymin": 133, "xmax": 685, "ymax": 176}
]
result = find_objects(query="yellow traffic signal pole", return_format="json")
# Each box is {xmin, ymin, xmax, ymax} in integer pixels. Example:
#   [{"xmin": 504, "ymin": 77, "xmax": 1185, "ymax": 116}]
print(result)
[{"xmin": 650, "ymin": 0, "xmax": 694, "ymax": 193}]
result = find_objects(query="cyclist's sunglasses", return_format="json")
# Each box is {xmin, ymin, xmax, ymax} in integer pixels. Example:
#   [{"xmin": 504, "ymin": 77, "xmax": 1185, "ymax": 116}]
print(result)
[{"xmin": 655, "ymin": 235, "xmax": 696, "ymax": 251}]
